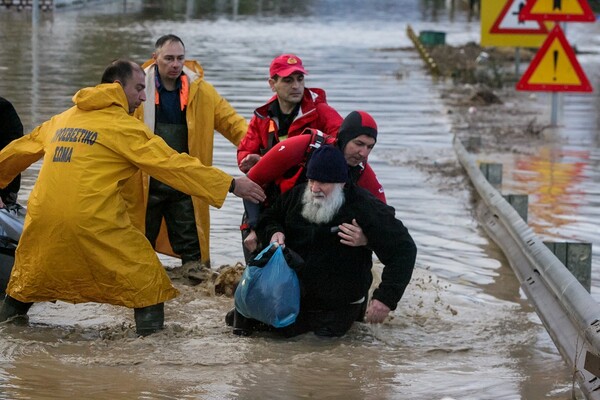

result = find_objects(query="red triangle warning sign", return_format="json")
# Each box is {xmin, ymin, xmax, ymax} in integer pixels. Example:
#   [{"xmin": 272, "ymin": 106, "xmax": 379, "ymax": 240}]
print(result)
[
  {"xmin": 517, "ymin": 25, "xmax": 593, "ymax": 92},
  {"xmin": 520, "ymin": 0, "xmax": 596, "ymax": 22},
  {"xmin": 491, "ymin": 0, "xmax": 549, "ymax": 34}
]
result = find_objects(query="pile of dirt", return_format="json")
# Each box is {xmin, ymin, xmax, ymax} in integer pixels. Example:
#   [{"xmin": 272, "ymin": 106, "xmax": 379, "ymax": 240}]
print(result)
[
  {"xmin": 427, "ymin": 42, "xmax": 536, "ymax": 88},
  {"xmin": 423, "ymin": 42, "xmax": 553, "ymax": 155}
]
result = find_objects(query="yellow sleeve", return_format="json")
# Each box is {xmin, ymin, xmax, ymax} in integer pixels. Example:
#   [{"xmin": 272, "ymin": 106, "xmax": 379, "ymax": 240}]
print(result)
[
  {"xmin": 117, "ymin": 123, "xmax": 232, "ymax": 209},
  {"xmin": 209, "ymin": 84, "xmax": 248, "ymax": 147},
  {"xmin": 0, "ymin": 125, "xmax": 45, "ymax": 188}
]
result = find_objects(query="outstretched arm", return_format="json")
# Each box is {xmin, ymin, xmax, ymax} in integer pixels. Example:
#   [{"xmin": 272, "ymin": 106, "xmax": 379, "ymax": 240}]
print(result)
[
  {"xmin": 231, "ymin": 176, "xmax": 266, "ymax": 204},
  {"xmin": 354, "ymin": 188, "xmax": 417, "ymax": 312},
  {"xmin": 211, "ymin": 84, "xmax": 248, "ymax": 147}
]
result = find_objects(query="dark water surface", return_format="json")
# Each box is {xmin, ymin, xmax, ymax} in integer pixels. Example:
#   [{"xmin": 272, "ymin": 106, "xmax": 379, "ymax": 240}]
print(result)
[{"xmin": 1, "ymin": 1, "xmax": 599, "ymax": 398}]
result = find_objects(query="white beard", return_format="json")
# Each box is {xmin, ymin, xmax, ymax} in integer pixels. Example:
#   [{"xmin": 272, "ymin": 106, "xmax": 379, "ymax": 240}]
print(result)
[{"xmin": 301, "ymin": 184, "xmax": 345, "ymax": 224}]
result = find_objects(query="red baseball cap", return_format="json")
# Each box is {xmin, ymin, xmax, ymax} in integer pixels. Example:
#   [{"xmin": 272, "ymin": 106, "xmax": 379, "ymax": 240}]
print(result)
[{"xmin": 269, "ymin": 54, "xmax": 308, "ymax": 78}]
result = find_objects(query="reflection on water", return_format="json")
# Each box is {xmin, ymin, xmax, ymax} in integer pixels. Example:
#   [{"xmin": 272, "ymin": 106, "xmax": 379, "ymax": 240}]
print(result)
[
  {"xmin": 516, "ymin": 148, "xmax": 589, "ymax": 229},
  {"xmin": 1, "ymin": 0, "xmax": 598, "ymax": 398}
]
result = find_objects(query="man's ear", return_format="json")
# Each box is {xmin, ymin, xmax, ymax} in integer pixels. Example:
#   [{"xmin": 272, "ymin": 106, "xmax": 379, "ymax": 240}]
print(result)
[
  {"xmin": 268, "ymin": 77, "xmax": 276, "ymax": 92},
  {"xmin": 152, "ymin": 52, "xmax": 158, "ymax": 61}
]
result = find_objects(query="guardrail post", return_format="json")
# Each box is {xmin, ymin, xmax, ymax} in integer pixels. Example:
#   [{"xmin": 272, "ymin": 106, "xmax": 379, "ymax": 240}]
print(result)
[
  {"xmin": 502, "ymin": 194, "xmax": 528, "ymax": 223},
  {"xmin": 479, "ymin": 162, "xmax": 502, "ymax": 188},
  {"xmin": 462, "ymin": 137, "xmax": 481, "ymax": 152},
  {"xmin": 584, "ymin": 350, "xmax": 600, "ymax": 379},
  {"xmin": 544, "ymin": 242, "xmax": 592, "ymax": 293}
]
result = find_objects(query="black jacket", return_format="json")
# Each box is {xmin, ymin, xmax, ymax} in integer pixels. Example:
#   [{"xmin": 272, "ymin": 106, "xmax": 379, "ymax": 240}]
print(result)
[
  {"xmin": 0, "ymin": 97, "xmax": 24, "ymax": 202},
  {"xmin": 257, "ymin": 182, "xmax": 417, "ymax": 311}
]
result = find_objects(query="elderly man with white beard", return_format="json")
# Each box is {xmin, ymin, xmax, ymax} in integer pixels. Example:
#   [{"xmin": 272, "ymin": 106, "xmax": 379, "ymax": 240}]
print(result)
[{"xmin": 254, "ymin": 145, "xmax": 417, "ymax": 338}]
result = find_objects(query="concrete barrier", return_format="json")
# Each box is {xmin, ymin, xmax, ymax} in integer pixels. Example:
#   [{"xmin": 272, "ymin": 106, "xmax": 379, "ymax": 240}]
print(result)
[{"xmin": 453, "ymin": 136, "xmax": 600, "ymax": 399}]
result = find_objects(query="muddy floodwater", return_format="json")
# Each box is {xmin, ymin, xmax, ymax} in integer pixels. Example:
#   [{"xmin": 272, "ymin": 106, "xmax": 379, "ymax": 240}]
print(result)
[{"xmin": 1, "ymin": 1, "xmax": 600, "ymax": 399}]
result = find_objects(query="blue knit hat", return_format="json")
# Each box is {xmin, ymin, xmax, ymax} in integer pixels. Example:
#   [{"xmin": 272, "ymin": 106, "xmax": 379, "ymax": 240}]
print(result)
[{"xmin": 306, "ymin": 145, "xmax": 348, "ymax": 183}]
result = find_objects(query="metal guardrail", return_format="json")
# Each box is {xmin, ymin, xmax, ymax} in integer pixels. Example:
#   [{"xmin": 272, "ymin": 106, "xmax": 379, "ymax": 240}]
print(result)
[{"xmin": 453, "ymin": 136, "xmax": 600, "ymax": 399}]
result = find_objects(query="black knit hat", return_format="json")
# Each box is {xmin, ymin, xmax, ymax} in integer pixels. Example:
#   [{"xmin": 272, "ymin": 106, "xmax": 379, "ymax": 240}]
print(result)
[
  {"xmin": 336, "ymin": 110, "xmax": 378, "ymax": 151},
  {"xmin": 306, "ymin": 145, "xmax": 348, "ymax": 183}
]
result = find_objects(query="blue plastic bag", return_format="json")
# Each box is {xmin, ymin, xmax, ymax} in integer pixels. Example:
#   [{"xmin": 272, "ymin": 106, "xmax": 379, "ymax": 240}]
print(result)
[{"xmin": 234, "ymin": 243, "xmax": 300, "ymax": 328}]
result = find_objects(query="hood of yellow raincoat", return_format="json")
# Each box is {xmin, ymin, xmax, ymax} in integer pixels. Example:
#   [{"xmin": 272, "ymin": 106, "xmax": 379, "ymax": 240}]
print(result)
[{"xmin": 73, "ymin": 82, "xmax": 129, "ymax": 113}]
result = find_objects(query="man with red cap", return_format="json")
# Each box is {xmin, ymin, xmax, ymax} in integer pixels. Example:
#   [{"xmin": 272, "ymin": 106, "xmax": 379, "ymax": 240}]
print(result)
[
  {"xmin": 237, "ymin": 54, "xmax": 343, "ymax": 173},
  {"xmin": 231, "ymin": 145, "xmax": 417, "ymax": 337},
  {"xmin": 236, "ymin": 54, "xmax": 343, "ymax": 260}
]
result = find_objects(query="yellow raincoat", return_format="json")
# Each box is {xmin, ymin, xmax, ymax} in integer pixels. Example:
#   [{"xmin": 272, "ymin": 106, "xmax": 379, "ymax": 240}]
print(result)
[
  {"xmin": 0, "ymin": 83, "xmax": 233, "ymax": 308},
  {"xmin": 132, "ymin": 60, "xmax": 248, "ymax": 265}
]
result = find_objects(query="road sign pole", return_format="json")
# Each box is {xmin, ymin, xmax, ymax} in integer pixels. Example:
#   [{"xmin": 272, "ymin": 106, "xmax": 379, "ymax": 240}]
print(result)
[
  {"xmin": 550, "ymin": 22, "xmax": 566, "ymax": 126},
  {"xmin": 551, "ymin": 92, "xmax": 559, "ymax": 126}
]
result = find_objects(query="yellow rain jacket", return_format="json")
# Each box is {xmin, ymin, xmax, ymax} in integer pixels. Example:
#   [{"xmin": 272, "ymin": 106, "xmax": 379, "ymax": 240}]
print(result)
[
  {"xmin": 132, "ymin": 60, "xmax": 248, "ymax": 265},
  {"xmin": 0, "ymin": 83, "xmax": 233, "ymax": 308}
]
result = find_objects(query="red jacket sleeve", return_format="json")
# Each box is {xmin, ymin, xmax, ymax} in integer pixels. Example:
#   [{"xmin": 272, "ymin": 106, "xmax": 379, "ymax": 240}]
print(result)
[
  {"xmin": 247, "ymin": 135, "xmax": 313, "ymax": 186},
  {"xmin": 357, "ymin": 163, "xmax": 387, "ymax": 203}
]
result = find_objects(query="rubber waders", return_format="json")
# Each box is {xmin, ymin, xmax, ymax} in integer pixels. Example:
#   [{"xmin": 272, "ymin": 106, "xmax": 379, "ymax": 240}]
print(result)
[
  {"xmin": 0, "ymin": 296, "xmax": 33, "ymax": 322},
  {"xmin": 134, "ymin": 303, "xmax": 164, "ymax": 336}
]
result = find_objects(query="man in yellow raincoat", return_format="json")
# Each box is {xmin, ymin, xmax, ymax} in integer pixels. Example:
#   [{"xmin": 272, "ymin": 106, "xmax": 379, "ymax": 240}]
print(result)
[
  {"xmin": 0, "ymin": 60, "xmax": 265, "ymax": 336},
  {"xmin": 133, "ymin": 34, "xmax": 248, "ymax": 280}
]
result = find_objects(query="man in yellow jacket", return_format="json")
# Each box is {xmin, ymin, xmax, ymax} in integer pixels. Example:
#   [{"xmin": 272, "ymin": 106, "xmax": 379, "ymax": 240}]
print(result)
[
  {"xmin": 0, "ymin": 60, "xmax": 265, "ymax": 336},
  {"xmin": 133, "ymin": 34, "xmax": 248, "ymax": 280}
]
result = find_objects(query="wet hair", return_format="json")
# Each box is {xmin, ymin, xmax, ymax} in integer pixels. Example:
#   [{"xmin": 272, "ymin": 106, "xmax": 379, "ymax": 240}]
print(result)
[
  {"xmin": 100, "ymin": 59, "xmax": 143, "ymax": 85},
  {"xmin": 154, "ymin": 34, "xmax": 185, "ymax": 51}
]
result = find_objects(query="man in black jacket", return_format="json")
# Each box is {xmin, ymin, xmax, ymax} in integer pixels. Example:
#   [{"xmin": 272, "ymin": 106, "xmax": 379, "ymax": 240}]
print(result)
[
  {"xmin": 0, "ymin": 97, "xmax": 24, "ymax": 208},
  {"xmin": 255, "ymin": 145, "xmax": 417, "ymax": 337}
]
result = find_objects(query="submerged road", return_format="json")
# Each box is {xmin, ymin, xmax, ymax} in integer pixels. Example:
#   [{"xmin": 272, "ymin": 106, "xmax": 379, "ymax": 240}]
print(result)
[{"xmin": 0, "ymin": 1, "xmax": 599, "ymax": 398}]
